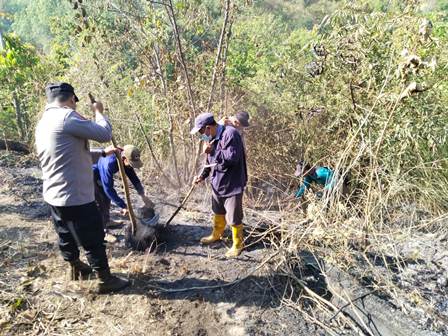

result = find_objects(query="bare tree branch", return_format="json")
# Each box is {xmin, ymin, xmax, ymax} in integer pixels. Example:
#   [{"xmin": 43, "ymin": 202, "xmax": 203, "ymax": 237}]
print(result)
[
  {"xmin": 220, "ymin": 13, "xmax": 234, "ymax": 116},
  {"xmin": 107, "ymin": 1, "xmax": 183, "ymax": 187},
  {"xmin": 151, "ymin": 24, "xmax": 183, "ymax": 188},
  {"xmin": 164, "ymin": 0, "xmax": 197, "ymax": 120},
  {"xmin": 134, "ymin": 112, "xmax": 177, "ymax": 188},
  {"xmin": 12, "ymin": 92, "xmax": 25, "ymax": 141},
  {"xmin": 206, "ymin": 0, "xmax": 231, "ymax": 112}
]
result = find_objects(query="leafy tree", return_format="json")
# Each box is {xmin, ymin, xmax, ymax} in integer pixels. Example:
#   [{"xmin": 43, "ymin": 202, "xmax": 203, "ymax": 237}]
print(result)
[
  {"xmin": 0, "ymin": 33, "xmax": 39, "ymax": 140},
  {"xmin": 0, "ymin": 0, "xmax": 72, "ymax": 52}
]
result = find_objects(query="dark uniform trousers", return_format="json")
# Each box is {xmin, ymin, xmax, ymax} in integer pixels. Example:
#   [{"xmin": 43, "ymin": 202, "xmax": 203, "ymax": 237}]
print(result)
[
  {"xmin": 49, "ymin": 201, "xmax": 109, "ymax": 271},
  {"xmin": 93, "ymin": 170, "xmax": 111, "ymax": 228}
]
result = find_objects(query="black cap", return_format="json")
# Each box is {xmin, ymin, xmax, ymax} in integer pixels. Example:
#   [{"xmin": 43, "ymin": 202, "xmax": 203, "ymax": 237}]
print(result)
[
  {"xmin": 235, "ymin": 111, "xmax": 250, "ymax": 127},
  {"xmin": 45, "ymin": 82, "xmax": 79, "ymax": 102}
]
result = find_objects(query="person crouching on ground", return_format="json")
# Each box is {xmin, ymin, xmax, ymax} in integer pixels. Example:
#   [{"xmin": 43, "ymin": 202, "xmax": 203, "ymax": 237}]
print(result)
[
  {"xmin": 35, "ymin": 82, "xmax": 129, "ymax": 294},
  {"xmin": 294, "ymin": 161, "xmax": 335, "ymax": 199},
  {"xmin": 191, "ymin": 113, "xmax": 248, "ymax": 258},
  {"xmin": 92, "ymin": 144, "xmax": 153, "ymax": 231}
]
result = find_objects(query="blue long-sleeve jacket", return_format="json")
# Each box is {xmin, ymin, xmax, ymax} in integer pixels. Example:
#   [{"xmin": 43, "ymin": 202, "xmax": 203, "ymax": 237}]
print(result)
[
  {"xmin": 295, "ymin": 166, "xmax": 334, "ymax": 198},
  {"xmin": 93, "ymin": 155, "xmax": 144, "ymax": 208}
]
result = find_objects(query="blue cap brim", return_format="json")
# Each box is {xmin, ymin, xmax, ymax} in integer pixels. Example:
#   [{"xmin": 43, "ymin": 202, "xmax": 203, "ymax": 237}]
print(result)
[{"xmin": 190, "ymin": 126, "xmax": 201, "ymax": 135}]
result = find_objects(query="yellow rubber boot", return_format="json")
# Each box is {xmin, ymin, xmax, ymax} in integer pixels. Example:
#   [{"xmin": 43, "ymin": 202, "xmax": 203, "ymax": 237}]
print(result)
[
  {"xmin": 200, "ymin": 214, "xmax": 226, "ymax": 244},
  {"xmin": 225, "ymin": 224, "xmax": 244, "ymax": 258}
]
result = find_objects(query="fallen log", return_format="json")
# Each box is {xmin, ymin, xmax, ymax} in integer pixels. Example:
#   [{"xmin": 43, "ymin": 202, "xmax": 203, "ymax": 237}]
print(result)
[{"xmin": 0, "ymin": 140, "xmax": 30, "ymax": 154}]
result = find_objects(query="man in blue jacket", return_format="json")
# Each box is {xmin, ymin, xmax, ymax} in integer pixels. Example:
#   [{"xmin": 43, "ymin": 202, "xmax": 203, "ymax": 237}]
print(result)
[
  {"xmin": 93, "ymin": 145, "xmax": 153, "ymax": 229},
  {"xmin": 192, "ymin": 113, "xmax": 248, "ymax": 258},
  {"xmin": 294, "ymin": 161, "xmax": 335, "ymax": 200}
]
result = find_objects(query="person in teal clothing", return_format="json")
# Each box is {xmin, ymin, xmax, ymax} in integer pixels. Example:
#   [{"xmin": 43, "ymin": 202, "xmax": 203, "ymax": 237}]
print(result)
[{"xmin": 294, "ymin": 161, "xmax": 335, "ymax": 199}]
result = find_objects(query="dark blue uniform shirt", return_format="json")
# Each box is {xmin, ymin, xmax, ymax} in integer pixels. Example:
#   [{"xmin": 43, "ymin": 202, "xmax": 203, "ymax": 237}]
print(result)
[
  {"xmin": 92, "ymin": 155, "xmax": 144, "ymax": 208},
  {"xmin": 202, "ymin": 125, "xmax": 247, "ymax": 197}
]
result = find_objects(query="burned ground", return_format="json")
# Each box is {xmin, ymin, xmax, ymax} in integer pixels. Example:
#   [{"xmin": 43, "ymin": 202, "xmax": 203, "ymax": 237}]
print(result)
[
  {"xmin": 0, "ymin": 151, "xmax": 447, "ymax": 336},
  {"xmin": 0, "ymin": 152, "xmax": 321, "ymax": 336}
]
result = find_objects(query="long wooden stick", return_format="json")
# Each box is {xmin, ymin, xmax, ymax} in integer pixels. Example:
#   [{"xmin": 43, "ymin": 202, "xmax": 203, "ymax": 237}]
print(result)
[
  {"xmin": 164, "ymin": 141, "xmax": 217, "ymax": 227},
  {"xmin": 164, "ymin": 182, "xmax": 196, "ymax": 227},
  {"xmin": 88, "ymin": 93, "xmax": 138, "ymax": 235}
]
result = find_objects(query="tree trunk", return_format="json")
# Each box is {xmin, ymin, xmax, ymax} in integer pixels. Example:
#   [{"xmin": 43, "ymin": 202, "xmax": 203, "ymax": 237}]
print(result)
[
  {"xmin": 165, "ymin": 0, "xmax": 197, "ymax": 120},
  {"xmin": 220, "ymin": 17, "xmax": 234, "ymax": 116},
  {"xmin": 0, "ymin": 139, "xmax": 30, "ymax": 153},
  {"xmin": 0, "ymin": 29, "xmax": 5, "ymax": 50},
  {"xmin": 153, "ymin": 44, "xmax": 182, "ymax": 187},
  {"xmin": 12, "ymin": 92, "xmax": 25, "ymax": 141},
  {"xmin": 207, "ymin": 0, "xmax": 231, "ymax": 112}
]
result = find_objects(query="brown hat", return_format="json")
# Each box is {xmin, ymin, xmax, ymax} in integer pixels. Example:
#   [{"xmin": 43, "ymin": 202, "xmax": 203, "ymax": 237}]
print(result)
[{"xmin": 123, "ymin": 145, "xmax": 143, "ymax": 169}]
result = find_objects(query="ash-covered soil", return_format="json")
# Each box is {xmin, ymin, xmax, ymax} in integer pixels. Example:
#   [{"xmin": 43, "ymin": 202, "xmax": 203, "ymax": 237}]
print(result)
[
  {"xmin": 0, "ymin": 151, "xmax": 446, "ymax": 336},
  {"xmin": 0, "ymin": 152, "xmax": 322, "ymax": 336}
]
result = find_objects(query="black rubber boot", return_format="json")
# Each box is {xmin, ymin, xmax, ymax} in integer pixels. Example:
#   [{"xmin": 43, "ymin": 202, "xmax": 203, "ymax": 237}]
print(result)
[
  {"xmin": 97, "ymin": 269, "xmax": 130, "ymax": 294},
  {"xmin": 70, "ymin": 259, "xmax": 93, "ymax": 280}
]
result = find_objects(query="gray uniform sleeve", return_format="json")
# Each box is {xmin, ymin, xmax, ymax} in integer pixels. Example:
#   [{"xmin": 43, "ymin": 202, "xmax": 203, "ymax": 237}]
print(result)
[{"xmin": 64, "ymin": 111, "xmax": 112, "ymax": 143}]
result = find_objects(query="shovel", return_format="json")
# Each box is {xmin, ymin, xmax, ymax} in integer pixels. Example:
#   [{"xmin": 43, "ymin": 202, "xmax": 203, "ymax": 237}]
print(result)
[{"xmin": 123, "ymin": 161, "xmax": 216, "ymax": 251}]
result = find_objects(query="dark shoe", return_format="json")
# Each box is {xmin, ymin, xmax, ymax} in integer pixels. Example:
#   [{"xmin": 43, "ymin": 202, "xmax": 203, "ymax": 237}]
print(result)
[
  {"xmin": 97, "ymin": 269, "xmax": 130, "ymax": 294},
  {"xmin": 105, "ymin": 220, "xmax": 124, "ymax": 229},
  {"xmin": 70, "ymin": 259, "xmax": 93, "ymax": 280}
]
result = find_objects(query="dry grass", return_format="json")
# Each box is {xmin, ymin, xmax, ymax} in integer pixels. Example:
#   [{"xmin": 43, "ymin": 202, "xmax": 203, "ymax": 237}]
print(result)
[{"xmin": 242, "ymin": 167, "xmax": 448, "ymax": 335}]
